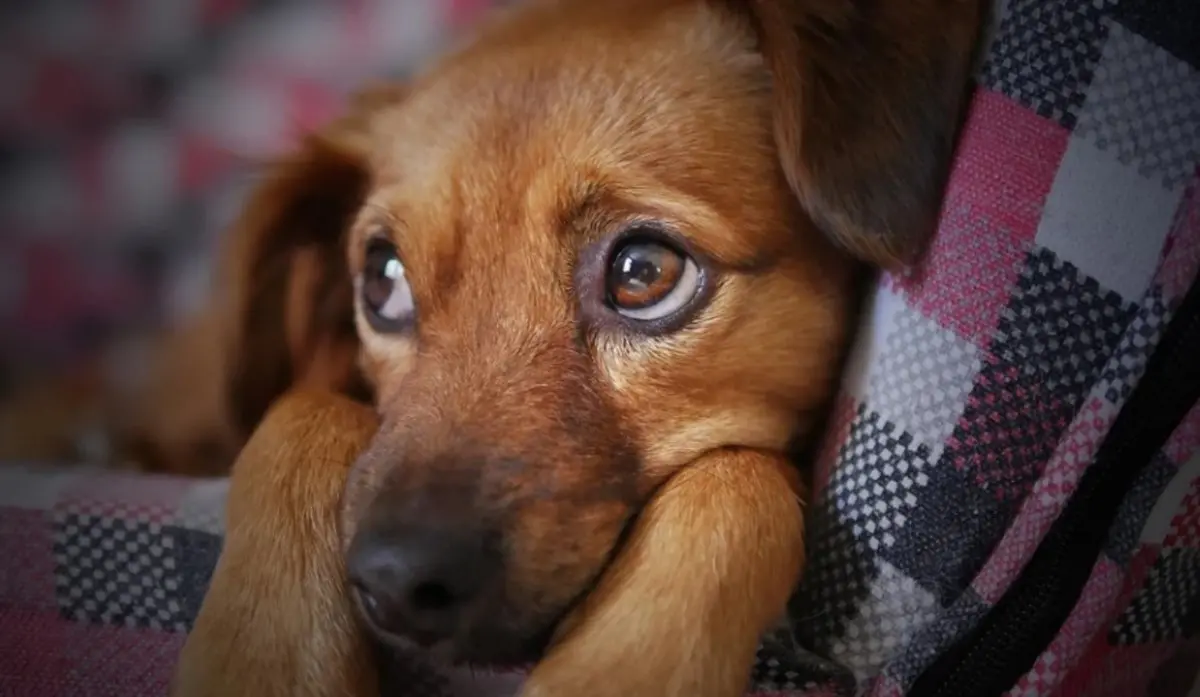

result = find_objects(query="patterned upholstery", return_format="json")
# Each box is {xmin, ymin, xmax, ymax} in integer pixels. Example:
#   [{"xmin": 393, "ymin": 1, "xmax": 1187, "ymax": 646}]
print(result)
[{"xmin": 770, "ymin": 1, "xmax": 1200, "ymax": 693}]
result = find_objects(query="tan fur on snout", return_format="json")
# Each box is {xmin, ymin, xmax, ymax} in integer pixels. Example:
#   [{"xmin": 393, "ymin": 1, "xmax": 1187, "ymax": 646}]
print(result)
[{"xmin": 173, "ymin": 0, "xmax": 986, "ymax": 695}]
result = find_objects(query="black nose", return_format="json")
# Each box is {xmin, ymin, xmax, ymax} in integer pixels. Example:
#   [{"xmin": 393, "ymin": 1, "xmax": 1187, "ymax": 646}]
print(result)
[{"xmin": 346, "ymin": 523, "xmax": 493, "ymax": 646}]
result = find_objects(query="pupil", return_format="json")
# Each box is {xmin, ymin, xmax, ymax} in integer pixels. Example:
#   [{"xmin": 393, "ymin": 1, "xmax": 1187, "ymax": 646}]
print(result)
[
  {"xmin": 621, "ymin": 248, "xmax": 662, "ymax": 289},
  {"xmin": 363, "ymin": 244, "xmax": 399, "ymax": 311}
]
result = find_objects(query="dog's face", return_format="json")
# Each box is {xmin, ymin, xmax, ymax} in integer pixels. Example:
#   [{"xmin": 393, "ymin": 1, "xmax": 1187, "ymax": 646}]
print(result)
[
  {"xmin": 221, "ymin": 0, "xmax": 983, "ymax": 665},
  {"xmin": 341, "ymin": 1, "xmax": 858, "ymax": 661}
]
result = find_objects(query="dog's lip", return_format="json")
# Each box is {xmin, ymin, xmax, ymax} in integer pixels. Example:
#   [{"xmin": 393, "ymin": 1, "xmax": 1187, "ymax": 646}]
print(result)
[
  {"xmin": 360, "ymin": 613, "xmax": 454, "ymax": 661},
  {"xmin": 350, "ymin": 585, "xmax": 444, "ymax": 651},
  {"xmin": 351, "ymin": 585, "xmax": 553, "ymax": 669},
  {"xmin": 349, "ymin": 584, "xmax": 507, "ymax": 665}
]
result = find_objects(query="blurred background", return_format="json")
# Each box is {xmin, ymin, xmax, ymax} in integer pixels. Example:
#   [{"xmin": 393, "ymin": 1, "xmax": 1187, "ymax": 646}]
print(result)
[{"xmin": 0, "ymin": 0, "xmax": 495, "ymax": 396}]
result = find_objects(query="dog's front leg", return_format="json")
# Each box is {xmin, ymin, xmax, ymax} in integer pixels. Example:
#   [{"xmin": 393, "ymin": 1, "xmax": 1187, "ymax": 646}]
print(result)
[
  {"xmin": 171, "ymin": 391, "xmax": 379, "ymax": 697},
  {"xmin": 522, "ymin": 448, "xmax": 805, "ymax": 697}
]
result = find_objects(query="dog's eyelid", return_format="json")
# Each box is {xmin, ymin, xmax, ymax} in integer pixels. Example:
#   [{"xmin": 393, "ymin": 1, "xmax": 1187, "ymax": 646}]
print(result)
[
  {"xmin": 354, "ymin": 203, "xmax": 406, "ymax": 239},
  {"xmin": 347, "ymin": 205, "xmax": 408, "ymax": 271},
  {"xmin": 596, "ymin": 205, "xmax": 763, "ymax": 274},
  {"xmin": 612, "ymin": 220, "xmax": 758, "ymax": 277}
]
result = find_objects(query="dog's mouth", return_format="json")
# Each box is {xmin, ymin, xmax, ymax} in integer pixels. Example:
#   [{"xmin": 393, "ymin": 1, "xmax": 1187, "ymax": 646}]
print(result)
[{"xmin": 352, "ymin": 581, "xmax": 559, "ymax": 668}]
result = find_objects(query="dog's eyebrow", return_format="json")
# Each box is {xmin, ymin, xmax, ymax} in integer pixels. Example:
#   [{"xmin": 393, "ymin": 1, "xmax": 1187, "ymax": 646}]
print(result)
[
  {"xmin": 361, "ymin": 202, "xmax": 402, "ymax": 229},
  {"xmin": 563, "ymin": 184, "xmax": 773, "ymax": 272},
  {"xmin": 554, "ymin": 179, "xmax": 607, "ymax": 231}
]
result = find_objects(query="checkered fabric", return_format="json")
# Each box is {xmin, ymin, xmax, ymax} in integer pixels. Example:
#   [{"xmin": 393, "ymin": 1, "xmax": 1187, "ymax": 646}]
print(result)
[
  {"xmin": 0, "ymin": 0, "xmax": 485, "ymax": 381},
  {"xmin": 2, "ymin": 0, "xmax": 1200, "ymax": 696},
  {"xmin": 769, "ymin": 0, "xmax": 1200, "ymax": 694},
  {"xmin": 0, "ymin": 466, "xmax": 541, "ymax": 697}
]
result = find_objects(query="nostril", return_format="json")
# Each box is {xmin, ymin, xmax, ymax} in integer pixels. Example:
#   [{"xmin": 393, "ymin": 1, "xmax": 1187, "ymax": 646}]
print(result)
[
  {"xmin": 411, "ymin": 580, "xmax": 457, "ymax": 612},
  {"xmin": 346, "ymin": 523, "xmax": 496, "ymax": 645}
]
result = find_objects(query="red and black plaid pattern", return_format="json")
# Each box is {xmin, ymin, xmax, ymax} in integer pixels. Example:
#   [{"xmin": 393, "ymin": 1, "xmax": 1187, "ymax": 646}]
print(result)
[{"xmin": 2, "ymin": 0, "xmax": 1199, "ymax": 696}]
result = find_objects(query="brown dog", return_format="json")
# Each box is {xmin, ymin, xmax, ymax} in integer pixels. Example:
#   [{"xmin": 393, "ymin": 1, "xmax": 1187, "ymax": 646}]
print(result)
[{"xmin": 173, "ymin": 0, "xmax": 985, "ymax": 695}]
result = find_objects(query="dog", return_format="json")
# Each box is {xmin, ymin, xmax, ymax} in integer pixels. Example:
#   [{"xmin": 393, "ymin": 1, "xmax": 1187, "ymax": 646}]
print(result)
[{"xmin": 170, "ymin": 0, "xmax": 985, "ymax": 695}]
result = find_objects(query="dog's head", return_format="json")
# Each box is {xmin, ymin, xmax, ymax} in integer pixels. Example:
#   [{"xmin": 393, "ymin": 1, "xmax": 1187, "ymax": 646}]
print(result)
[{"xmin": 222, "ymin": 0, "xmax": 983, "ymax": 665}]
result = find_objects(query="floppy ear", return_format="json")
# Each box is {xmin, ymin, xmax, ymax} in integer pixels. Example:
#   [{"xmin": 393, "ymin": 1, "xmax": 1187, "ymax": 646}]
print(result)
[
  {"xmin": 741, "ymin": 0, "xmax": 986, "ymax": 268},
  {"xmin": 218, "ymin": 85, "xmax": 404, "ymax": 439}
]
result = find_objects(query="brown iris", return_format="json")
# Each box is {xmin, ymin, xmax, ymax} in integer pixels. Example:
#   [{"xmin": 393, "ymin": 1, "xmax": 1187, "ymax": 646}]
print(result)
[{"xmin": 607, "ymin": 240, "xmax": 686, "ymax": 310}]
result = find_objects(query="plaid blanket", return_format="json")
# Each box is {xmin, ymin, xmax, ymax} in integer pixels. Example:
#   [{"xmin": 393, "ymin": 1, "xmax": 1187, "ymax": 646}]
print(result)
[{"xmin": 2, "ymin": 0, "xmax": 1200, "ymax": 695}]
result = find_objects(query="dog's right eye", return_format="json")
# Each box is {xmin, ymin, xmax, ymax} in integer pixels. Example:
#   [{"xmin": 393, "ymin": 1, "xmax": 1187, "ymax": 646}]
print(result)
[
  {"xmin": 358, "ymin": 238, "xmax": 414, "ymax": 333},
  {"xmin": 606, "ymin": 236, "xmax": 702, "ymax": 323}
]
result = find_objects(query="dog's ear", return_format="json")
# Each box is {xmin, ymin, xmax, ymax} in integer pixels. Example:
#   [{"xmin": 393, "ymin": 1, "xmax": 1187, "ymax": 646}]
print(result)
[
  {"xmin": 740, "ymin": 0, "xmax": 985, "ymax": 268},
  {"xmin": 218, "ymin": 84, "xmax": 403, "ymax": 439}
]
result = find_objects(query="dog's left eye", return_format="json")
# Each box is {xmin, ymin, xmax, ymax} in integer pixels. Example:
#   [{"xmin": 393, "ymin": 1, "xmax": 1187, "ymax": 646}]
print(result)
[
  {"xmin": 606, "ymin": 238, "xmax": 701, "ymax": 321},
  {"xmin": 358, "ymin": 238, "xmax": 414, "ymax": 332}
]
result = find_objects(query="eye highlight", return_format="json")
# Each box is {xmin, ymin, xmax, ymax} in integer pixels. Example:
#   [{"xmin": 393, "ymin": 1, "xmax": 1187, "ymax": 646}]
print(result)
[
  {"xmin": 357, "ymin": 237, "xmax": 414, "ymax": 333},
  {"xmin": 605, "ymin": 231, "xmax": 703, "ymax": 323}
]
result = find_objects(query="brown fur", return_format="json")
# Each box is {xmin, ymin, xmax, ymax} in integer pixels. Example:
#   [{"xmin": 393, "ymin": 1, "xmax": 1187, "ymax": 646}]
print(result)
[
  {"xmin": 524, "ymin": 448, "xmax": 806, "ymax": 696},
  {"xmin": 173, "ymin": 391, "xmax": 380, "ymax": 697},
  {"xmin": 166, "ymin": 0, "xmax": 984, "ymax": 694},
  {"xmin": 214, "ymin": 114, "xmax": 375, "ymax": 440},
  {"xmin": 744, "ymin": 0, "xmax": 985, "ymax": 266}
]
